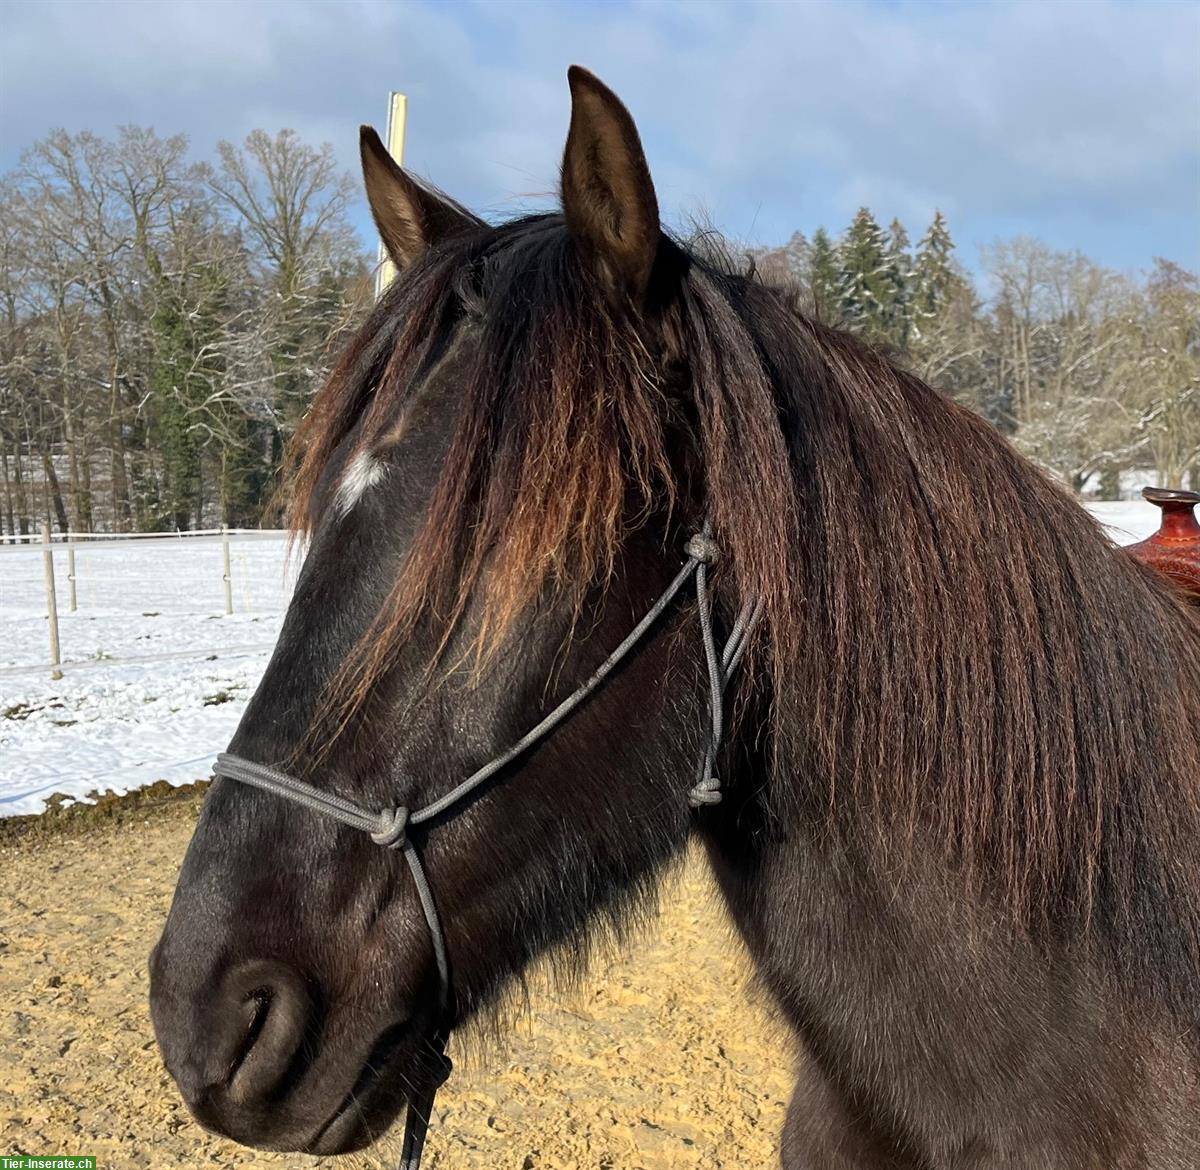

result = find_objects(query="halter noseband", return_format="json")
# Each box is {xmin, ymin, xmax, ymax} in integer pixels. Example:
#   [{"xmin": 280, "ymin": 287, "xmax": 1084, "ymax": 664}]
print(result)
[{"xmin": 213, "ymin": 528, "xmax": 761, "ymax": 1169}]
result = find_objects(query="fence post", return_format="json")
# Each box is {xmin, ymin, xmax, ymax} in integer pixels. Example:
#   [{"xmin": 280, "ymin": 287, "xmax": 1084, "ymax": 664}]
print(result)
[
  {"xmin": 67, "ymin": 544, "xmax": 77, "ymax": 612},
  {"xmin": 42, "ymin": 522, "xmax": 62, "ymax": 680},
  {"xmin": 222, "ymin": 525, "xmax": 233, "ymax": 615}
]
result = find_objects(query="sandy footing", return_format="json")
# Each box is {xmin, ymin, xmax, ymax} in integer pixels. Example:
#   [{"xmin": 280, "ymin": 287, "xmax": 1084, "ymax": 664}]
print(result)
[{"xmin": 1, "ymin": 797, "xmax": 791, "ymax": 1168}]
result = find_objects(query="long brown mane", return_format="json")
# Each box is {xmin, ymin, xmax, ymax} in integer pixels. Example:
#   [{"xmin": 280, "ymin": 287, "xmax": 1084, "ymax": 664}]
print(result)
[{"xmin": 288, "ymin": 213, "xmax": 1200, "ymax": 1013}]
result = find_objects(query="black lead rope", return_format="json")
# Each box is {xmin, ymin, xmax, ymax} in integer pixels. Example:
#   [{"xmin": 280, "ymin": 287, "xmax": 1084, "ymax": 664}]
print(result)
[{"xmin": 213, "ymin": 529, "xmax": 760, "ymax": 1170}]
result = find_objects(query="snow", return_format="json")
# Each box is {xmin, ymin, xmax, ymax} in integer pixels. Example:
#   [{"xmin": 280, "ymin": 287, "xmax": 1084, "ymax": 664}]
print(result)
[
  {"xmin": 0, "ymin": 500, "xmax": 1168, "ymax": 817},
  {"xmin": 1, "ymin": 536, "xmax": 296, "ymax": 816},
  {"xmin": 1085, "ymin": 500, "xmax": 1159, "ymax": 546}
]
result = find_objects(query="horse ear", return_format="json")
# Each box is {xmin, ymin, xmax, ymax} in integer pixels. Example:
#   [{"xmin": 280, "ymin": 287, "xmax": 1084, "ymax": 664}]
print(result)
[
  {"xmin": 360, "ymin": 125, "xmax": 473, "ymax": 270},
  {"xmin": 561, "ymin": 66, "xmax": 660, "ymax": 306}
]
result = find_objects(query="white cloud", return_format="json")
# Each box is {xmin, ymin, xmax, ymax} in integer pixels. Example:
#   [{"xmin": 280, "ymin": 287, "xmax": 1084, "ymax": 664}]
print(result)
[{"xmin": 1, "ymin": 0, "xmax": 1196, "ymax": 268}]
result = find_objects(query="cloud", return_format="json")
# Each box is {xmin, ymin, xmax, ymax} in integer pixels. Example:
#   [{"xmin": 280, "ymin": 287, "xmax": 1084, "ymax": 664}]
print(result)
[{"xmin": 1, "ymin": 0, "xmax": 1196, "ymax": 271}]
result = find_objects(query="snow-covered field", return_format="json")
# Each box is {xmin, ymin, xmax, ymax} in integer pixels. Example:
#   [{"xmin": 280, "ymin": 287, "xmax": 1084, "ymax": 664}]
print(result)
[
  {"xmin": 0, "ymin": 501, "xmax": 1163, "ymax": 816},
  {"xmin": 1, "ymin": 536, "xmax": 296, "ymax": 815}
]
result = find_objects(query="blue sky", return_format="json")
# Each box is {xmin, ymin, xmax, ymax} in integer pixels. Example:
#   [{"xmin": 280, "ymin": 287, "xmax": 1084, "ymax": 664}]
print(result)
[{"xmin": 2, "ymin": 0, "xmax": 1197, "ymax": 274}]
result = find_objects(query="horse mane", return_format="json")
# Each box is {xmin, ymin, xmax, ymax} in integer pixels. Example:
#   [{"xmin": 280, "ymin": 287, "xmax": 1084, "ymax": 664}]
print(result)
[{"xmin": 288, "ymin": 213, "xmax": 1200, "ymax": 1013}]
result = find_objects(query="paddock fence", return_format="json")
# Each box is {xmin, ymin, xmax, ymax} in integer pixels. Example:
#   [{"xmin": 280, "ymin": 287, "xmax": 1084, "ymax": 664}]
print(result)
[
  {"xmin": 0, "ymin": 527, "xmax": 294, "ymax": 680},
  {"xmin": 0, "ymin": 502, "xmax": 1164, "ymax": 685}
]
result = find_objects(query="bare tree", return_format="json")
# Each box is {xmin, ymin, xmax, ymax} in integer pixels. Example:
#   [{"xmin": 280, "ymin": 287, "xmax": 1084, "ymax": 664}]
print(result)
[
  {"xmin": 1108, "ymin": 260, "xmax": 1200, "ymax": 489},
  {"xmin": 205, "ymin": 130, "xmax": 367, "ymax": 518},
  {"xmin": 0, "ymin": 124, "xmax": 369, "ymax": 532}
]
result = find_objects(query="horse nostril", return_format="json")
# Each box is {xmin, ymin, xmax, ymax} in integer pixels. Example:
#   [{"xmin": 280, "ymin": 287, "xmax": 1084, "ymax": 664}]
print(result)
[
  {"xmin": 221, "ymin": 960, "xmax": 313, "ymax": 1107},
  {"xmin": 228, "ymin": 988, "xmax": 272, "ymax": 1082}
]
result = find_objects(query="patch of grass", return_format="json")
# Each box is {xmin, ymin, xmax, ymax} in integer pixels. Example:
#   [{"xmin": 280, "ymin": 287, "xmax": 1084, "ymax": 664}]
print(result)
[
  {"xmin": 4, "ymin": 700, "xmax": 65, "ymax": 720},
  {"xmin": 202, "ymin": 690, "xmax": 236, "ymax": 706},
  {"xmin": 0, "ymin": 779, "xmax": 210, "ymax": 847}
]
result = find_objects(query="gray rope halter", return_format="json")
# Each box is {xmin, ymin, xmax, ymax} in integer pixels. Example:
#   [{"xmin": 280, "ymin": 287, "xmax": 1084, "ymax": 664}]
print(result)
[{"xmin": 213, "ymin": 527, "xmax": 760, "ymax": 1170}]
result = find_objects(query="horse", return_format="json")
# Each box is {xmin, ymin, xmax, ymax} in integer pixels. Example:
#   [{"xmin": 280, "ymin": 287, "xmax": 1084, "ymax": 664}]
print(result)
[{"xmin": 149, "ymin": 66, "xmax": 1200, "ymax": 1168}]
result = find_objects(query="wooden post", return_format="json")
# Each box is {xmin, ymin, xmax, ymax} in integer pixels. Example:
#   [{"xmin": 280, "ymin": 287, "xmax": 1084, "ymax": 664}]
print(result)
[
  {"xmin": 373, "ymin": 91, "xmax": 409, "ymax": 300},
  {"xmin": 221, "ymin": 525, "xmax": 233, "ymax": 615},
  {"xmin": 67, "ymin": 544, "xmax": 77, "ymax": 612},
  {"xmin": 42, "ymin": 522, "xmax": 62, "ymax": 679}
]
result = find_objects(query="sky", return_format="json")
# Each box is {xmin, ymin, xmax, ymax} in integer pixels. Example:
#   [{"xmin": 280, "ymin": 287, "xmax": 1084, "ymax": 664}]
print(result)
[{"xmin": 1, "ymin": 0, "xmax": 1197, "ymax": 275}]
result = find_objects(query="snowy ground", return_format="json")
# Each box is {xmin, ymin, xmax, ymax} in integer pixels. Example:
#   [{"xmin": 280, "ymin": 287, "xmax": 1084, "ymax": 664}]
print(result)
[
  {"xmin": 0, "ymin": 502, "xmax": 1163, "ymax": 816},
  {"xmin": 1, "ymin": 536, "xmax": 296, "ymax": 815},
  {"xmin": 1083, "ymin": 501, "xmax": 1159, "ymax": 547}
]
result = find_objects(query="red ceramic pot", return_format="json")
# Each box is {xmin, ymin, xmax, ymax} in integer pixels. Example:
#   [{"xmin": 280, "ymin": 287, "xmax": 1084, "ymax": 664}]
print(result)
[{"xmin": 1126, "ymin": 487, "xmax": 1200, "ymax": 604}]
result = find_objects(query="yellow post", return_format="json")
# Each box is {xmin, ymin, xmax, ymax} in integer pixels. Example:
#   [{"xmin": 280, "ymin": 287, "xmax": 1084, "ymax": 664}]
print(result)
[{"xmin": 373, "ymin": 91, "xmax": 409, "ymax": 300}]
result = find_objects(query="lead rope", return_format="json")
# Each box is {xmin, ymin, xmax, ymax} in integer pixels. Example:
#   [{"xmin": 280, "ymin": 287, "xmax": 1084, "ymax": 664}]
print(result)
[
  {"xmin": 213, "ymin": 529, "xmax": 761, "ymax": 1170},
  {"xmin": 397, "ymin": 1029, "xmax": 449, "ymax": 1170}
]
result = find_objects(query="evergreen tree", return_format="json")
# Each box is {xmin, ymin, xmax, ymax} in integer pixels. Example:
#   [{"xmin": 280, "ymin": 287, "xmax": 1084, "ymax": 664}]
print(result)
[
  {"xmin": 778, "ymin": 230, "xmax": 810, "ymax": 283},
  {"xmin": 836, "ymin": 208, "xmax": 890, "ymax": 342},
  {"xmin": 807, "ymin": 227, "xmax": 840, "ymax": 322},
  {"xmin": 149, "ymin": 283, "xmax": 200, "ymax": 529},
  {"xmin": 148, "ymin": 255, "xmax": 233, "ymax": 529},
  {"xmin": 886, "ymin": 218, "xmax": 910, "ymax": 256},
  {"xmin": 882, "ymin": 217, "xmax": 914, "ymax": 349},
  {"xmin": 913, "ymin": 210, "xmax": 960, "ymax": 322}
]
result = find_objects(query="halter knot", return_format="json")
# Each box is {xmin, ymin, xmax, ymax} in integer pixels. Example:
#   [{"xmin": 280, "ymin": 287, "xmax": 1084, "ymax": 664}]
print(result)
[
  {"xmin": 685, "ymin": 533, "xmax": 720, "ymax": 564},
  {"xmin": 688, "ymin": 774, "xmax": 722, "ymax": 807},
  {"xmin": 372, "ymin": 806, "xmax": 410, "ymax": 849}
]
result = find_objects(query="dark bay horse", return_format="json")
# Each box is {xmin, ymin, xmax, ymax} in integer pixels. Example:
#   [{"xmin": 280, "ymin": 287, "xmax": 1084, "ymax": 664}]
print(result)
[{"xmin": 150, "ymin": 67, "xmax": 1200, "ymax": 1168}]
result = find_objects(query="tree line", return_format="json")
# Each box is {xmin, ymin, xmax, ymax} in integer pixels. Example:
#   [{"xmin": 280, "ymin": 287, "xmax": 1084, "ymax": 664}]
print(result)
[
  {"xmin": 752, "ymin": 210, "xmax": 1199, "ymax": 496},
  {"xmin": 1, "ymin": 126, "xmax": 1196, "ymax": 539},
  {"xmin": 1, "ymin": 127, "xmax": 369, "ymax": 537}
]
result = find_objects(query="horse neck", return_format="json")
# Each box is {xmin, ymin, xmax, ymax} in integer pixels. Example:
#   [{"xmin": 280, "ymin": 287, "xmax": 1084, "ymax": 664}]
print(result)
[{"xmin": 713, "ymin": 351, "xmax": 1200, "ymax": 1017}]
